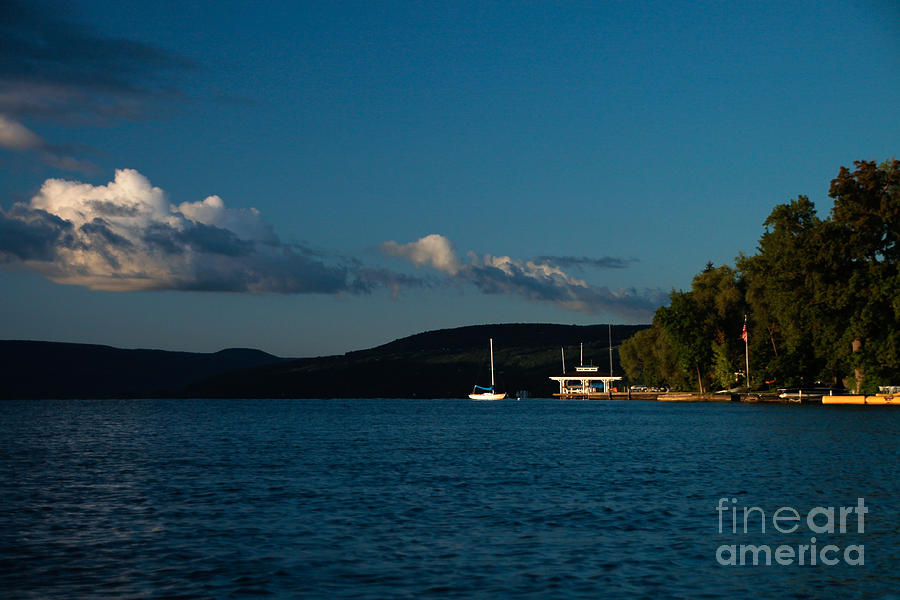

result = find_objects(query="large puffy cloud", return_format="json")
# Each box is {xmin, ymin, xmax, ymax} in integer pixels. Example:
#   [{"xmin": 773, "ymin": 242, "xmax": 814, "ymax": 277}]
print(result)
[
  {"xmin": 0, "ymin": 169, "xmax": 385, "ymax": 293},
  {"xmin": 380, "ymin": 234, "xmax": 665, "ymax": 318}
]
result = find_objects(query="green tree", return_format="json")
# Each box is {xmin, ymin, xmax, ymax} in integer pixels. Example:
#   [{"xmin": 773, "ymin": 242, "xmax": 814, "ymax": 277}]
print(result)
[
  {"xmin": 656, "ymin": 290, "xmax": 711, "ymax": 392},
  {"xmin": 737, "ymin": 195, "xmax": 831, "ymax": 387},
  {"xmin": 827, "ymin": 159, "xmax": 900, "ymax": 390},
  {"xmin": 690, "ymin": 264, "xmax": 746, "ymax": 382},
  {"xmin": 620, "ymin": 322, "xmax": 687, "ymax": 389},
  {"xmin": 711, "ymin": 341, "xmax": 736, "ymax": 389},
  {"xmin": 622, "ymin": 158, "xmax": 900, "ymax": 394}
]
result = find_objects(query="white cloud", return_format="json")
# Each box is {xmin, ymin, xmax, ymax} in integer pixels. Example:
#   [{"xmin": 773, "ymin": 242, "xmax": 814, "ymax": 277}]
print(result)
[
  {"xmin": 380, "ymin": 234, "xmax": 461, "ymax": 275},
  {"xmin": 0, "ymin": 169, "xmax": 380, "ymax": 294},
  {"xmin": 177, "ymin": 195, "xmax": 276, "ymax": 244},
  {"xmin": 30, "ymin": 168, "xmax": 173, "ymax": 229},
  {"xmin": 1, "ymin": 171, "xmax": 662, "ymax": 316},
  {"xmin": 382, "ymin": 235, "xmax": 665, "ymax": 318}
]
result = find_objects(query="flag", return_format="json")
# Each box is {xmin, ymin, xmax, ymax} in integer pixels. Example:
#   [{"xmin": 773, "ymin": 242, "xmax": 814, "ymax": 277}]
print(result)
[{"xmin": 741, "ymin": 317, "xmax": 748, "ymax": 343}]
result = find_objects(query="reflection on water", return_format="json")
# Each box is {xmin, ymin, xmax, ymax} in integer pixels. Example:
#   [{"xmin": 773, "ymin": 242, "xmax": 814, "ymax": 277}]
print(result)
[{"xmin": 1, "ymin": 399, "xmax": 898, "ymax": 598}]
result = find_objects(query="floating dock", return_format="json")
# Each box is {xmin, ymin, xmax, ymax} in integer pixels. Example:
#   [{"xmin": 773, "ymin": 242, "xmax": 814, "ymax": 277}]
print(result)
[{"xmin": 822, "ymin": 394, "xmax": 896, "ymax": 405}]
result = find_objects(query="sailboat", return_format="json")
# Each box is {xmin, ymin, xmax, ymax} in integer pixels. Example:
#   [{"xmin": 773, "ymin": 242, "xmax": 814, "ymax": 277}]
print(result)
[{"xmin": 469, "ymin": 338, "xmax": 506, "ymax": 400}]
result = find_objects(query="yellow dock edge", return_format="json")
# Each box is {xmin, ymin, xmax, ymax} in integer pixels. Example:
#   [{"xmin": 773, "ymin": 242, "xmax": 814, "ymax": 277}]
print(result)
[
  {"xmin": 822, "ymin": 394, "xmax": 897, "ymax": 405},
  {"xmin": 865, "ymin": 394, "xmax": 897, "ymax": 405}
]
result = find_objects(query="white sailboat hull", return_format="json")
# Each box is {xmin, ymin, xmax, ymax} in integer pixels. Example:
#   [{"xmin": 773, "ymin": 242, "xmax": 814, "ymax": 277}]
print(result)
[{"xmin": 468, "ymin": 392, "xmax": 507, "ymax": 401}]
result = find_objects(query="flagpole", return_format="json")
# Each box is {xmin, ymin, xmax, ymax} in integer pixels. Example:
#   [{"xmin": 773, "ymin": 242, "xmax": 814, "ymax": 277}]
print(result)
[
  {"xmin": 745, "ymin": 337, "xmax": 750, "ymax": 388},
  {"xmin": 743, "ymin": 315, "xmax": 750, "ymax": 389}
]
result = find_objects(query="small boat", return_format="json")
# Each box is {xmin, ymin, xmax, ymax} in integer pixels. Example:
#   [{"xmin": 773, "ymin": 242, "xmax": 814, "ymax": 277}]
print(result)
[{"xmin": 469, "ymin": 338, "xmax": 506, "ymax": 400}]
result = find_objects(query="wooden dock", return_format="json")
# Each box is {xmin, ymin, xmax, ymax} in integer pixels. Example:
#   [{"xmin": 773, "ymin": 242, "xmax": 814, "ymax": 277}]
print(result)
[{"xmin": 657, "ymin": 392, "xmax": 736, "ymax": 402}]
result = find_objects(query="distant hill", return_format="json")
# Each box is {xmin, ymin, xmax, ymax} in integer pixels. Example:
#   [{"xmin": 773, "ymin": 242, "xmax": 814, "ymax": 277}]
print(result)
[
  {"xmin": 1, "ymin": 324, "xmax": 649, "ymax": 399},
  {"xmin": 0, "ymin": 341, "xmax": 287, "ymax": 399},
  {"xmin": 186, "ymin": 323, "xmax": 649, "ymax": 398}
]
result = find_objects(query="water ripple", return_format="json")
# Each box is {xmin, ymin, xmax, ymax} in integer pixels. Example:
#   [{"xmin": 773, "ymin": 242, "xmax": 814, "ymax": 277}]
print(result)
[{"xmin": 1, "ymin": 399, "xmax": 898, "ymax": 598}]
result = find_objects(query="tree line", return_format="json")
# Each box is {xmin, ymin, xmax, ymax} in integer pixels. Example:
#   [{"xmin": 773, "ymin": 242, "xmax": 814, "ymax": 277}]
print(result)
[{"xmin": 620, "ymin": 159, "xmax": 900, "ymax": 394}]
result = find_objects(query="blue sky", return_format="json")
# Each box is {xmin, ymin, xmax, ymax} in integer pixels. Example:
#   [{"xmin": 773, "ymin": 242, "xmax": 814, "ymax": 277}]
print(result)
[{"xmin": 1, "ymin": 0, "xmax": 898, "ymax": 356}]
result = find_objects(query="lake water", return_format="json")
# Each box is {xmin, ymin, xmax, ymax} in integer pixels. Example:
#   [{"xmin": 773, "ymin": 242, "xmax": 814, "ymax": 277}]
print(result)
[{"xmin": 1, "ymin": 399, "xmax": 898, "ymax": 598}]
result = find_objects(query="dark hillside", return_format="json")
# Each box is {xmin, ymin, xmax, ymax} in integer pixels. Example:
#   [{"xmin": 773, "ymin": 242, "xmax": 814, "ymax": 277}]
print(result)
[
  {"xmin": 0, "ymin": 341, "xmax": 286, "ymax": 399},
  {"xmin": 1, "ymin": 324, "xmax": 648, "ymax": 399},
  {"xmin": 186, "ymin": 323, "xmax": 648, "ymax": 398}
]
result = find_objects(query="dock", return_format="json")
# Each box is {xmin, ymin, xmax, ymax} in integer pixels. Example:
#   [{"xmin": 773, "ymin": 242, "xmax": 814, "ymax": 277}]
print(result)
[{"xmin": 546, "ymin": 392, "xmax": 899, "ymax": 404}]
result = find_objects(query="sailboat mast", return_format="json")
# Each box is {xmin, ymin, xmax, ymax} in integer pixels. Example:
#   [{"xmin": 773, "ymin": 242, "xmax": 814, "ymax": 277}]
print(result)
[
  {"xmin": 489, "ymin": 338, "xmax": 495, "ymax": 387},
  {"xmin": 561, "ymin": 347, "xmax": 566, "ymax": 373}
]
